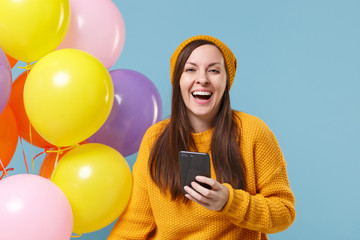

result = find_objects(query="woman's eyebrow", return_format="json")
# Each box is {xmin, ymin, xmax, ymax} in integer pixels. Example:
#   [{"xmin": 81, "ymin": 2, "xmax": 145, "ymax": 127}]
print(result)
[
  {"xmin": 185, "ymin": 62, "xmax": 222, "ymax": 66},
  {"xmin": 185, "ymin": 62, "xmax": 197, "ymax": 66},
  {"xmin": 208, "ymin": 62, "xmax": 222, "ymax": 67}
]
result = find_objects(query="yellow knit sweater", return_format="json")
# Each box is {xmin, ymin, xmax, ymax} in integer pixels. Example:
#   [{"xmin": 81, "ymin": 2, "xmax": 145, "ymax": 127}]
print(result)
[{"xmin": 108, "ymin": 111, "xmax": 295, "ymax": 240}]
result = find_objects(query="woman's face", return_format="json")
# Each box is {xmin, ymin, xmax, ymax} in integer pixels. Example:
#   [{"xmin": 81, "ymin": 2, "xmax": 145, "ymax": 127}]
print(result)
[{"xmin": 179, "ymin": 44, "xmax": 227, "ymax": 128}]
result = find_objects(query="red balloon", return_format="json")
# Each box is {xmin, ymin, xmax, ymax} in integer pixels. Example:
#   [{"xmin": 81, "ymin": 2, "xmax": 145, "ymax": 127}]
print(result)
[
  {"xmin": 0, "ymin": 105, "xmax": 18, "ymax": 170},
  {"xmin": 5, "ymin": 54, "xmax": 17, "ymax": 68},
  {"xmin": 8, "ymin": 71, "xmax": 55, "ymax": 149}
]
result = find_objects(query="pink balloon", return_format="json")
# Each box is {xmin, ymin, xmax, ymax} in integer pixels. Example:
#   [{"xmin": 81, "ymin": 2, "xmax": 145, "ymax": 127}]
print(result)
[
  {"xmin": 57, "ymin": 0, "xmax": 125, "ymax": 69},
  {"xmin": 0, "ymin": 174, "xmax": 73, "ymax": 240}
]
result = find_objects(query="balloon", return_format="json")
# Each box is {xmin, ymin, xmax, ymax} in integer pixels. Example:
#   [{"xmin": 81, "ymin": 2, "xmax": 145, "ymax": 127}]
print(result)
[
  {"xmin": 8, "ymin": 71, "xmax": 55, "ymax": 149},
  {"xmin": 23, "ymin": 49, "xmax": 114, "ymax": 147},
  {"xmin": 39, "ymin": 151, "xmax": 68, "ymax": 180},
  {"xmin": 0, "ymin": 105, "xmax": 18, "ymax": 170},
  {"xmin": 0, "ymin": 174, "xmax": 73, "ymax": 240},
  {"xmin": 57, "ymin": 0, "xmax": 125, "ymax": 69},
  {"xmin": 0, "ymin": 0, "xmax": 70, "ymax": 63},
  {"xmin": 6, "ymin": 53, "xmax": 17, "ymax": 68},
  {"xmin": 51, "ymin": 143, "xmax": 132, "ymax": 234},
  {"xmin": 0, "ymin": 48, "xmax": 12, "ymax": 114},
  {"xmin": 88, "ymin": 69, "xmax": 162, "ymax": 157}
]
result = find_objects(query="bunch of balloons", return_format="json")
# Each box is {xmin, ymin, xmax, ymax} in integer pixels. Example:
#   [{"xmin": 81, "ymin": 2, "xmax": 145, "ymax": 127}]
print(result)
[{"xmin": 0, "ymin": 0, "xmax": 163, "ymax": 238}]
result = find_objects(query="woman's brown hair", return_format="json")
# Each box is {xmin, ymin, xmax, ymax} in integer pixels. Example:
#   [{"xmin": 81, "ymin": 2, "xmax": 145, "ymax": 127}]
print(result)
[{"xmin": 149, "ymin": 40, "xmax": 246, "ymax": 200}]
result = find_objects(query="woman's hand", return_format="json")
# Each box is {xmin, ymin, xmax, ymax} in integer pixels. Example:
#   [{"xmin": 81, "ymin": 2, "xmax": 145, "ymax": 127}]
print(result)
[{"xmin": 184, "ymin": 176, "xmax": 229, "ymax": 211}]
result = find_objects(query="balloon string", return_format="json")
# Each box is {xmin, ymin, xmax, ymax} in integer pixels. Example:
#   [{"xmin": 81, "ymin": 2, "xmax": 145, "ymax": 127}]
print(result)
[
  {"xmin": 32, "ymin": 145, "xmax": 74, "ymax": 171},
  {"xmin": 29, "ymin": 122, "xmax": 35, "ymax": 173},
  {"xmin": 0, "ymin": 159, "xmax": 6, "ymax": 174},
  {"xmin": 18, "ymin": 131, "xmax": 30, "ymax": 174},
  {"xmin": 32, "ymin": 150, "xmax": 47, "ymax": 162},
  {"xmin": 0, "ymin": 167, "xmax": 14, "ymax": 180},
  {"xmin": 71, "ymin": 233, "xmax": 82, "ymax": 238},
  {"xmin": 46, "ymin": 145, "xmax": 74, "ymax": 154},
  {"xmin": 0, "ymin": 159, "xmax": 8, "ymax": 179},
  {"xmin": 54, "ymin": 150, "xmax": 60, "ymax": 169},
  {"xmin": 0, "ymin": 159, "xmax": 15, "ymax": 180},
  {"xmin": 18, "ymin": 62, "xmax": 34, "ymax": 72},
  {"xmin": 45, "ymin": 145, "xmax": 76, "ymax": 169}
]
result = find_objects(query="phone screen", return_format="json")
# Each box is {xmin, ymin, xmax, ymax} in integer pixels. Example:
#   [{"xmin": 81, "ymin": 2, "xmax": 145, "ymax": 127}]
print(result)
[{"xmin": 179, "ymin": 151, "xmax": 211, "ymax": 194}]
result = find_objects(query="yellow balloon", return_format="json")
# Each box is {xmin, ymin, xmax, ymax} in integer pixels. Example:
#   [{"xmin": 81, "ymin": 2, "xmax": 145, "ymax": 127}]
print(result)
[
  {"xmin": 51, "ymin": 143, "xmax": 132, "ymax": 234},
  {"xmin": 0, "ymin": 0, "xmax": 70, "ymax": 63},
  {"xmin": 23, "ymin": 49, "xmax": 114, "ymax": 147}
]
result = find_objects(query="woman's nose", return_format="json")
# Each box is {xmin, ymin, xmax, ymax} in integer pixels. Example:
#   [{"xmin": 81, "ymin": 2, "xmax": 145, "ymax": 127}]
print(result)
[{"xmin": 196, "ymin": 70, "xmax": 209, "ymax": 85}]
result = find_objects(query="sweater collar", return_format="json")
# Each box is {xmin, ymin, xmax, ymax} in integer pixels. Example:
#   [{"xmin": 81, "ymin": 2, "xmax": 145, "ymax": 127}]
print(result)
[{"xmin": 190, "ymin": 128, "xmax": 213, "ymax": 152}]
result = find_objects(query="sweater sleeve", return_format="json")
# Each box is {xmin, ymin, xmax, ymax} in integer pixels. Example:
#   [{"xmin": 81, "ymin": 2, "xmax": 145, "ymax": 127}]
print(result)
[
  {"xmin": 108, "ymin": 128, "xmax": 157, "ymax": 240},
  {"xmin": 219, "ymin": 120, "xmax": 296, "ymax": 234}
]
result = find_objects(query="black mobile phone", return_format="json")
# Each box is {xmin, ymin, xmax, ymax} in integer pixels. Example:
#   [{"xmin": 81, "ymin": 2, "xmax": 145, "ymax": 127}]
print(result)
[{"xmin": 179, "ymin": 151, "xmax": 211, "ymax": 194}]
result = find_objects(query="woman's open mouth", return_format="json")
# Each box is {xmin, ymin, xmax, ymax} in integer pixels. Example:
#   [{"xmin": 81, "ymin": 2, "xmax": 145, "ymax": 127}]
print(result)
[{"xmin": 191, "ymin": 91, "xmax": 213, "ymax": 103}]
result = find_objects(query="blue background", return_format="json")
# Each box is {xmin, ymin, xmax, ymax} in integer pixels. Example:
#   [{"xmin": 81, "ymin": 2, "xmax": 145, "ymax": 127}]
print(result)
[{"xmin": 6, "ymin": 0, "xmax": 360, "ymax": 239}]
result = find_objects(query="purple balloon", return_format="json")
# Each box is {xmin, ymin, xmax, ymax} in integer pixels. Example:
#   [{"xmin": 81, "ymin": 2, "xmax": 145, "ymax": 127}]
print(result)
[
  {"xmin": 0, "ymin": 48, "xmax": 12, "ymax": 114},
  {"xmin": 88, "ymin": 69, "xmax": 163, "ymax": 157}
]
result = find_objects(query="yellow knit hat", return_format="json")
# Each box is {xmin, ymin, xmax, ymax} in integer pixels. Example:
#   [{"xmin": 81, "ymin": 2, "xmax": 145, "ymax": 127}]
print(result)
[{"xmin": 170, "ymin": 35, "xmax": 237, "ymax": 89}]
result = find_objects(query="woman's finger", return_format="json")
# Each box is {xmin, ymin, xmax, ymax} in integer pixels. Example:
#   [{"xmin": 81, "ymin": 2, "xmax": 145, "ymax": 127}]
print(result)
[
  {"xmin": 184, "ymin": 185, "xmax": 205, "ymax": 202},
  {"xmin": 195, "ymin": 176, "xmax": 221, "ymax": 190},
  {"xmin": 191, "ymin": 181, "xmax": 212, "ymax": 199}
]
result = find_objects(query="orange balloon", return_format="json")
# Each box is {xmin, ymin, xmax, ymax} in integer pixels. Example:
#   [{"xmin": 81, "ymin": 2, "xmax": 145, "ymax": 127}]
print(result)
[
  {"xmin": 39, "ymin": 151, "xmax": 68, "ymax": 180},
  {"xmin": 5, "ymin": 54, "xmax": 17, "ymax": 68},
  {"xmin": 0, "ymin": 105, "xmax": 18, "ymax": 169},
  {"xmin": 8, "ymin": 71, "xmax": 55, "ymax": 149}
]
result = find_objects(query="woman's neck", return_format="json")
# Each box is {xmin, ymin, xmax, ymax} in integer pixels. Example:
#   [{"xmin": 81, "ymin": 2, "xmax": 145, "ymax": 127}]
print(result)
[{"xmin": 188, "ymin": 114, "xmax": 215, "ymax": 133}]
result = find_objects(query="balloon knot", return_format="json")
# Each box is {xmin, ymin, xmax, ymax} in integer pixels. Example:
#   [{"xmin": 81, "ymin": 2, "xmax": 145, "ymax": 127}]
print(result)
[
  {"xmin": 18, "ymin": 62, "xmax": 34, "ymax": 71},
  {"xmin": 71, "ymin": 233, "xmax": 82, "ymax": 238},
  {"xmin": 46, "ymin": 145, "xmax": 76, "ymax": 155}
]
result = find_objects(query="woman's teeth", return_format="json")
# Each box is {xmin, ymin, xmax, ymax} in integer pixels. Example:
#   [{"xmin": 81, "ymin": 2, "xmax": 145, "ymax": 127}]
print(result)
[{"xmin": 192, "ymin": 91, "xmax": 212, "ymax": 100}]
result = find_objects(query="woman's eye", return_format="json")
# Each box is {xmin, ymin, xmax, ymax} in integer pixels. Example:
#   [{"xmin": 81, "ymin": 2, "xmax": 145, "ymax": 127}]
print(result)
[
  {"xmin": 185, "ymin": 68, "xmax": 195, "ymax": 72},
  {"xmin": 209, "ymin": 69, "xmax": 220, "ymax": 73}
]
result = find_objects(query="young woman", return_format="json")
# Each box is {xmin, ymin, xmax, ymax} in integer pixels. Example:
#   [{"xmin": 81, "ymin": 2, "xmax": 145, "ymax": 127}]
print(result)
[{"xmin": 108, "ymin": 35, "xmax": 296, "ymax": 239}]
